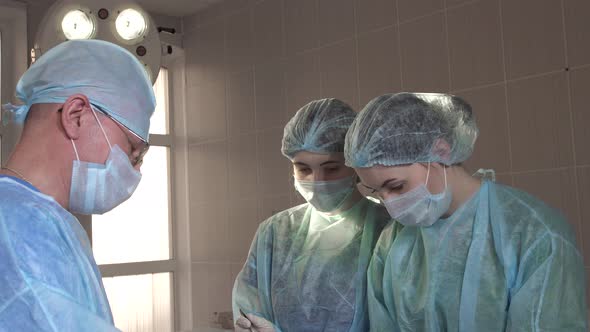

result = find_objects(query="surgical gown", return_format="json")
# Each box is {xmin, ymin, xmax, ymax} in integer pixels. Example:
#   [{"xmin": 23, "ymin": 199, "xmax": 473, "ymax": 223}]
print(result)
[
  {"xmin": 0, "ymin": 176, "xmax": 118, "ymax": 331},
  {"xmin": 368, "ymin": 180, "xmax": 587, "ymax": 331},
  {"xmin": 232, "ymin": 197, "xmax": 390, "ymax": 332}
]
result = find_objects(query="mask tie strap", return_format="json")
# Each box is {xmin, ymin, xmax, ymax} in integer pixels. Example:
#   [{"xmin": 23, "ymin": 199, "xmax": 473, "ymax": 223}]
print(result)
[
  {"xmin": 425, "ymin": 162, "xmax": 431, "ymax": 185},
  {"xmin": 70, "ymin": 140, "xmax": 80, "ymax": 161},
  {"xmin": 89, "ymin": 105, "xmax": 112, "ymax": 149}
]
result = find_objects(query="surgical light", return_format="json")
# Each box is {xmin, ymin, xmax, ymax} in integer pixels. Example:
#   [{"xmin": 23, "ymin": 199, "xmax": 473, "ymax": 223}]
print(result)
[
  {"xmin": 61, "ymin": 10, "xmax": 95, "ymax": 40},
  {"xmin": 115, "ymin": 8, "xmax": 147, "ymax": 41},
  {"xmin": 34, "ymin": 0, "xmax": 163, "ymax": 84}
]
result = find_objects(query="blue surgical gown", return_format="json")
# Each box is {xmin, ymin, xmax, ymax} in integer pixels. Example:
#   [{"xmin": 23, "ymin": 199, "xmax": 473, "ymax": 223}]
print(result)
[
  {"xmin": 0, "ymin": 176, "xmax": 119, "ymax": 331},
  {"xmin": 368, "ymin": 180, "xmax": 588, "ymax": 331},
  {"xmin": 232, "ymin": 198, "xmax": 390, "ymax": 332}
]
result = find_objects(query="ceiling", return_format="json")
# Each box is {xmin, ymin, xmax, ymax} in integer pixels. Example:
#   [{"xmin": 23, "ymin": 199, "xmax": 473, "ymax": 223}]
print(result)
[
  {"xmin": 134, "ymin": 0, "xmax": 224, "ymax": 17},
  {"xmin": 18, "ymin": 0, "xmax": 226, "ymax": 17}
]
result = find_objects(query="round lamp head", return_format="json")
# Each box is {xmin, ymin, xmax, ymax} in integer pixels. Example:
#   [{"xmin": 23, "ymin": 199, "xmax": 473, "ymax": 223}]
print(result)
[
  {"xmin": 34, "ymin": 0, "xmax": 161, "ymax": 83},
  {"xmin": 115, "ymin": 8, "xmax": 147, "ymax": 41},
  {"xmin": 61, "ymin": 9, "xmax": 95, "ymax": 40}
]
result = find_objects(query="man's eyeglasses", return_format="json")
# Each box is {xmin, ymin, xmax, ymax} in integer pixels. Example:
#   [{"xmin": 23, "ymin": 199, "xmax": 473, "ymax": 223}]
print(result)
[
  {"xmin": 58, "ymin": 105, "xmax": 150, "ymax": 167},
  {"xmin": 93, "ymin": 105, "xmax": 150, "ymax": 167}
]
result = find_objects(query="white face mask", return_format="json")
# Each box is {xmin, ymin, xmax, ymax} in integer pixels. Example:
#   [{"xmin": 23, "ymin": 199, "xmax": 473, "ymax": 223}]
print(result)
[
  {"xmin": 294, "ymin": 175, "xmax": 357, "ymax": 213},
  {"xmin": 383, "ymin": 163, "xmax": 452, "ymax": 227},
  {"xmin": 69, "ymin": 106, "xmax": 142, "ymax": 215}
]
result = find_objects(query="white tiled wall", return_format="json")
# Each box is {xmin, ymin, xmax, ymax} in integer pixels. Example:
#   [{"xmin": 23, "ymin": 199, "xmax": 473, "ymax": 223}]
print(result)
[{"xmin": 182, "ymin": 0, "xmax": 590, "ymax": 328}]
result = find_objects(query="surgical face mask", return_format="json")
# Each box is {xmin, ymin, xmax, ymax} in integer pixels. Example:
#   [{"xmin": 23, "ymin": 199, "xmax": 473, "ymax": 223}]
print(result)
[
  {"xmin": 294, "ymin": 175, "xmax": 356, "ymax": 213},
  {"xmin": 69, "ymin": 106, "xmax": 142, "ymax": 215},
  {"xmin": 383, "ymin": 164, "xmax": 452, "ymax": 227}
]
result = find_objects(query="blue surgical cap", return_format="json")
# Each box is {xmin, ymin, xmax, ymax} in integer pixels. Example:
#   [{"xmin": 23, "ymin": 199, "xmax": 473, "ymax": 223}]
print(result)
[
  {"xmin": 3, "ymin": 39, "xmax": 156, "ymax": 141},
  {"xmin": 344, "ymin": 92, "xmax": 478, "ymax": 167},
  {"xmin": 281, "ymin": 98, "xmax": 356, "ymax": 159}
]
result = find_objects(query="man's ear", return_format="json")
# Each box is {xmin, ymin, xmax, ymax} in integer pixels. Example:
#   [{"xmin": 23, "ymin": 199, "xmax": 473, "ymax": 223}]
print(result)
[
  {"xmin": 431, "ymin": 138, "xmax": 452, "ymax": 163},
  {"xmin": 61, "ymin": 94, "xmax": 91, "ymax": 140}
]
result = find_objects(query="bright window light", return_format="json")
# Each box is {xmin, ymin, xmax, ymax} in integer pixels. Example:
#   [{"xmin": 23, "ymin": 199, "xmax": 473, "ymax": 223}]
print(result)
[
  {"xmin": 92, "ymin": 146, "xmax": 171, "ymax": 264},
  {"xmin": 103, "ymin": 273, "xmax": 173, "ymax": 332},
  {"xmin": 93, "ymin": 67, "xmax": 173, "ymax": 329},
  {"xmin": 115, "ymin": 9, "xmax": 147, "ymax": 41},
  {"xmin": 92, "ymin": 67, "xmax": 171, "ymax": 265},
  {"xmin": 61, "ymin": 10, "xmax": 95, "ymax": 40},
  {"xmin": 151, "ymin": 68, "xmax": 169, "ymax": 135}
]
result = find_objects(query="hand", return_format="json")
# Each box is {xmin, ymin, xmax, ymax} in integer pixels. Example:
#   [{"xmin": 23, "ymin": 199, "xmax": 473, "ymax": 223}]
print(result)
[{"xmin": 234, "ymin": 314, "xmax": 275, "ymax": 332}]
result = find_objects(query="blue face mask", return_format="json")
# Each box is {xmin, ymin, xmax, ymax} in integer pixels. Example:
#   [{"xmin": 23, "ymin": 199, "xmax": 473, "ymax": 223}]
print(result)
[
  {"xmin": 383, "ymin": 164, "xmax": 452, "ymax": 227},
  {"xmin": 68, "ymin": 107, "xmax": 142, "ymax": 215},
  {"xmin": 294, "ymin": 175, "xmax": 357, "ymax": 213}
]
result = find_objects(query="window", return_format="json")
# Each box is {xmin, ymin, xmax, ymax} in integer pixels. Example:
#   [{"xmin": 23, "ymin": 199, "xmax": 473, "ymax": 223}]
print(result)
[
  {"xmin": 102, "ymin": 273, "xmax": 173, "ymax": 332},
  {"xmin": 1, "ymin": 31, "xmax": 3, "ymax": 165},
  {"xmin": 93, "ymin": 68, "xmax": 175, "ymax": 332},
  {"xmin": 0, "ymin": 1, "xmax": 27, "ymax": 165}
]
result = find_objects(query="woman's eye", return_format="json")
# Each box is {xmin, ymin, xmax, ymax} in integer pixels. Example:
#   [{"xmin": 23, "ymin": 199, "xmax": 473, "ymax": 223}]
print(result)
[
  {"xmin": 298, "ymin": 168, "xmax": 311, "ymax": 174},
  {"xmin": 387, "ymin": 183, "xmax": 404, "ymax": 193},
  {"xmin": 325, "ymin": 167, "xmax": 340, "ymax": 173}
]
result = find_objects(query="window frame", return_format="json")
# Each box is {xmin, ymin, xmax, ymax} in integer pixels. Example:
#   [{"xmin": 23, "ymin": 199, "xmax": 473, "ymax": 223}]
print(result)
[
  {"xmin": 0, "ymin": 0, "xmax": 27, "ymax": 164},
  {"xmin": 93, "ymin": 67, "xmax": 177, "ymax": 332}
]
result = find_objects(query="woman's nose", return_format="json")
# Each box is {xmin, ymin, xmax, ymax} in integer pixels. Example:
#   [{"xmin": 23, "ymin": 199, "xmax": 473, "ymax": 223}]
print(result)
[{"xmin": 312, "ymin": 171, "xmax": 326, "ymax": 182}]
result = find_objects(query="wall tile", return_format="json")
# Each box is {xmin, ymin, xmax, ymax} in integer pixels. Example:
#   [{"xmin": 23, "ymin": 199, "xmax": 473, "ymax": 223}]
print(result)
[
  {"xmin": 506, "ymin": 73, "xmax": 573, "ymax": 172},
  {"xmin": 319, "ymin": 39, "xmax": 359, "ymax": 109},
  {"xmin": 182, "ymin": 12, "xmax": 200, "ymax": 35},
  {"xmin": 186, "ymin": 1, "xmax": 228, "ymax": 32},
  {"xmin": 257, "ymin": 128, "xmax": 292, "ymax": 195},
  {"xmin": 447, "ymin": 0, "xmax": 504, "ymax": 90},
  {"xmin": 218, "ymin": 0, "xmax": 253, "ymax": 16},
  {"xmin": 458, "ymin": 84, "xmax": 511, "ymax": 173},
  {"xmin": 255, "ymin": 60, "xmax": 288, "ymax": 130},
  {"xmin": 228, "ymin": 133, "xmax": 258, "ymax": 199},
  {"xmin": 399, "ymin": 13, "xmax": 450, "ymax": 92},
  {"xmin": 259, "ymin": 194, "xmax": 293, "ymax": 220},
  {"xmin": 228, "ymin": 69, "xmax": 256, "ymax": 136},
  {"xmin": 231, "ymin": 263, "xmax": 244, "ymax": 284},
  {"xmin": 494, "ymin": 173, "xmax": 513, "ymax": 186},
  {"xmin": 357, "ymin": 26, "xmax": 402, "ymax": 106},
  {"xmin": 187, "ymin": 82, "xmax": 227, "ymax": 144},
  {"xmin": 225, "ymin": 9, "xmax": 253, "ymax": 73},
  {"xmin": 513, "ymin": 168, "xmax": 581, "ymax": 246},
  {"xmin": 191, "ymin": 263, "xmax": 232, "ymax": 326},
  {"xmin": 193, "ymin": 21, "xmax": 226, "ymax": 85},
  {"xmin": 284, "ymin": 0, "xmax": 319, "ymax": 55},
  {"xmin": 290, "ymin": 189, "xmax": 308, "ymax": 207},
  {"xmin": 397, "ymin": 0, "xmax": 443, "ymax": 22},
  {"xmin": 501, "ymin": 0, "xmax": 566, "ymax": 79},
  {"xmin": 355, "ymin": 0, "xmax": 397, "ymax": 34},
  {"xmin": 185, "ymin": 36, "xmax": 200, "ymax": 87},
  {"xmin": 318, "ymin": 0, "xmax": 355, "ymax": 45},
  {"xmin": 228, "ymin": 198, "xmax": 261, "ymax": 263},
  {"xmin": 564, "ymin": 0, "xmax": 590, "ymax": 68},
  {"xmin": 569, "ymin": 67, "xmax": 590, "ymax": 166},
  {"xmin": 186, "ymin": 84, "xmax": 199, "ymax": 142},
  {"xmin": 252, "ymin": 0, "xmax": 284, "ymax": 63},
  {"xmin": 445, "ymin": 0, "xmax": 476, "ymax": 8},
  {"xmin": 189, "ymin": 141, "xmax": 228, "ymax": 203},
  {"xmin": 190, "ymin": 201, "xmax": 230, "ymax": 262},
  {"xmin": 285, "ymin": 51, "xmax": 322, "ymax": 117}
]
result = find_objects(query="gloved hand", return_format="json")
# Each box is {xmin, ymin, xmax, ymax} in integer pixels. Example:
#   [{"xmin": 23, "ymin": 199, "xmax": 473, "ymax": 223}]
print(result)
[{"xmin": 234, "ymin": 314, "xmax": 276, "ymax": 332}]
